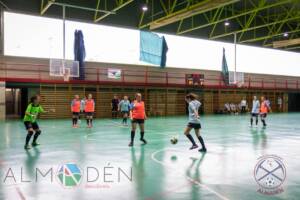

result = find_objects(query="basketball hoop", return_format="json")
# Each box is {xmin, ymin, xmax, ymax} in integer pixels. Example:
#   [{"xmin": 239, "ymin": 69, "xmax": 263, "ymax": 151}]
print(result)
[
  {"xmin": 236, "ymin": 81, "xmax": 243, "ymax": 88},
  {"xmin": 49, "ymin": 59, "xmax": 79, "ymax": 81},
  {"xmin": 63, "ymin": 68, "xmax": 70, "ymax": 82},
  {"xmin": 229, "ymin": 71, "xmax": 244, "ymax": 87}
]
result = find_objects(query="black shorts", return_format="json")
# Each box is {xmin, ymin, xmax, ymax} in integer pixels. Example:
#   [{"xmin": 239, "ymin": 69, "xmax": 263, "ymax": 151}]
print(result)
[
  {"xmin": 121, "ymin": 111, "xmax": 129, "ymax": 115},
  {"xmin": 85, "ymin": 112, "xmax": 94, "ymax": 117},
  {"xmin": 132, "ymin": 119, "xmax": 145, "ymax": 124},
  {"xmin": 188, "ymin": 123, "xmax": 201, "ymax": 130},
  {"xmin": 24, "ymin": 121, "xmax": 39, "ymax": 130},
  {"xmin": 251, "ymin": 113, "xmax": 259, "ymax": 117},
  {"xmin": 72, "ymin": 112, "xmax": 80, "ymax": 116},
  {"xmin": 260, "ymin": 113, "xmax": 267, "ymax": 118}
]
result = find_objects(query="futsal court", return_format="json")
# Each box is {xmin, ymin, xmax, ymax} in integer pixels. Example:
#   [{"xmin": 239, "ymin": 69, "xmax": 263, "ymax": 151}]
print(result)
[
  {"xmin": 1, "ymin": 0, "xmax": 300, "ymax": 200},
  {"xmin": 1, "ymin": 114, "xmax": 300, "ymax": 200}
]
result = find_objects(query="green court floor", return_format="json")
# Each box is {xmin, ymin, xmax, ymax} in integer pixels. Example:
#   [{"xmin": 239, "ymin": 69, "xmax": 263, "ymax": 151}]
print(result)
[{"xmin": 0, "ymin": 113, "xmax": 300, "ymax": 200}]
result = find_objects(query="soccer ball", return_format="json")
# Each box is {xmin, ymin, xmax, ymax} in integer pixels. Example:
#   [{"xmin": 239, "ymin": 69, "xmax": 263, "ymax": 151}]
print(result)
[
  {"xmin": 265, "ymin": 177, "xmax": 275, "ymax": 188},
  {"xmin": 170, "ymin": 137, "xmax": 178, "ymax": 144}
]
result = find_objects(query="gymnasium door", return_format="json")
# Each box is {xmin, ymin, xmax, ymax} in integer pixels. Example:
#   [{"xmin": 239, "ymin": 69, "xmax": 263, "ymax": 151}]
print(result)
[
  {"xmin": 5, "ymin": 88, "xmax": 24, "ymax": 119},
  {"xmin": 288, "ymin": 93, "xmax": 300, "ymax": 112}
]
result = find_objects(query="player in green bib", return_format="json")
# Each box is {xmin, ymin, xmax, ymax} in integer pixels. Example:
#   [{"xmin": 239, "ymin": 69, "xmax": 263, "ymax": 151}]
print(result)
[{"xmin": 23, "ymin": 95, "xmax": 51, "ymax": 150}]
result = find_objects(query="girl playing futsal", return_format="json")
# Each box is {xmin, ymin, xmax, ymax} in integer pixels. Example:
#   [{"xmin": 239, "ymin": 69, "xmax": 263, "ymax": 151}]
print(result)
[
  {"xmin": 184, "ymin": 93, "xmax": 207, "ymax": 152},
  {"xmin": 23, "ymin": 95, "xmax": 53, "ymax": 150},
  {"xmin": 250, "ymin": 96, "xmax": 260, "ymax": 126},
  {"xmin": 111, "ymin": 95, "xmax": 119, "ymax": 118},
  {"xmin": 128, "ymin": 93, "xmax": 147, "ymax": 147},
  {"xmin": 118, "ymin": 95, "xmax": 130, "ymax": 125},
  {"xmin": 85, "ymin": 94, "xmax": 95, "ymax": 128},
  {"xmin": 71, "ymin": 95, "xmax": 81, "ymax": 128},
  {"xmin": 260, "ymin": 96, "xmax": 270, "ymax": 127}
]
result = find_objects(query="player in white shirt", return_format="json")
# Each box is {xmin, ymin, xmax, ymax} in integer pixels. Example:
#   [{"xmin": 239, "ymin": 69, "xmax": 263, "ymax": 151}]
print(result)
[
  {"xmin": 250, "ymin": 96, "xmax": 260, "ymax": 126},
  {"xmin": 184, "ymin": 93, "xmax": 207, "ymax": 152}
]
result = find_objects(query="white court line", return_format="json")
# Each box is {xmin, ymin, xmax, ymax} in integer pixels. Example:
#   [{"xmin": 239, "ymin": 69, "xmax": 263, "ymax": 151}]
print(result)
[
  {"xmin": 151, "ymin": 148, "xmax": 230, "ymax": 200},
  {"xmin": 15, "ymin": 186, "xmax": 26, "ymax": 200}
]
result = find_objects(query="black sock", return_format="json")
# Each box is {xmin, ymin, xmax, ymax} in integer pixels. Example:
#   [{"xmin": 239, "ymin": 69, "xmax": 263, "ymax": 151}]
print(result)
[
  {"xmin": 33, "ymin": 130, "xmax": 41, "ymax": 143},
  {"xmin": 198, "ymin": 136, "xmax": 206, "ymax": 149},
  {"xmin": 186, "ymin": 134, "xmax": 196, "ymax": 146},
  {"xmin": 74, "ymin": 118, "xmax": 78, "ymax": 125},
  {"xmin": 72, "ymin": 118, "xmax": 76, "ymax": 125},
  {"xmin": 125, "ymin": 118, "xmax": 127, "ymax": 123},
  {"xmin": 251, "ymin": 118, "xmax": 253, "ymax": 126},
  {"xmin": 86, "ymin": 119, "xmax": 89, "ymax": 125},
  {"xmin": 262, "ymin": 119, "xmax": 266, "ymax": 126},
  {"xmin": 256, "ymin": 119, "xmax": 258, "ymax": 125},
  {"xmin": 25, "ymin": 131, "xmax": 33, "ymax": 146},
  {"xmin": 123, "ymin": 118, "xmax": 126, "ymax": 123},
  {"xmin": 90, "ymin": 119, "xmax": 93, "ymax": 126},
  {"xmin": 131, "ymin": 131, "xmax": 135, "ymax": 143},
  {"xmin": 140, "ymin": 132, "xmax": 145, "ymax": 140}
]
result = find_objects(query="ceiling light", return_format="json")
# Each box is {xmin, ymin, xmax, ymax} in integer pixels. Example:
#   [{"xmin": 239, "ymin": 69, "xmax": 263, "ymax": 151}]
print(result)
[{"xmin": 142, "ymin": 5, "xmax": 148, "ymax": 11}]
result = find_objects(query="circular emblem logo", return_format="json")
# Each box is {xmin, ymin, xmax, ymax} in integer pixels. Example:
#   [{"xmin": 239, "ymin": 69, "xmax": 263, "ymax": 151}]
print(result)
[
  {"xmin": 56, "ymin": 163, "xmax": 82, "ymax": 188},
  {"xmin": 254, "ymin": 155, "xmax": 286, "ymax": 191}
]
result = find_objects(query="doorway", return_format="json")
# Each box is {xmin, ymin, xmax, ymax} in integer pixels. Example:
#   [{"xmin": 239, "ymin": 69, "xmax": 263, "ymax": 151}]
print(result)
[
  {"xmin": 288, "ymin": 93, "xmax": 300, "ymax": 112},
  {"xmin": 5, "ymin": 88, "xmax": 28, "ymax": 119}
]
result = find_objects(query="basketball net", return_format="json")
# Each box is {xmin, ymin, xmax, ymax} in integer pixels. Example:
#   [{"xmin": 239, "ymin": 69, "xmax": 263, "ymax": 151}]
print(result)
[
  {"xmin": 63, "ymin": 68, "xmax": 70, "ymax": 82},
  {"xmin": 236, "ymin": 81, "xmax": 243, "ymax": 88}
]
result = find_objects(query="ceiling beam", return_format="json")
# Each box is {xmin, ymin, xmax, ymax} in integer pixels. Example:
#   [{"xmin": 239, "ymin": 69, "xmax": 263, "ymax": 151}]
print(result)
[
  {"xmin": 210, "ymin": 14, "xmax": 300, "ymax": 39},
  {"xmin": 40, "ymin": 0, "xmax": 55, "ymax": 15},
  {"xmin": 286, "ymin": 46, "xmax": 300, "ymax": 50},
  {"xmin": 177, "ymin": 0, "xmax": 292, "ymax": 35},
  {"xmin": 240, "ymin": 29, "xmax": 300, "ymax": 43},
  {"xmin": 148, "ymin": 0, "xmax": 239, "ymax": 30},
  {"xmin": 238, "ymin": 0, "xmax": 266, "ymax": 42},
  {"xmin": 273, "ymin": 38, "xmax": 300, "ymax": 48},
  {"xmin": 94, "ymin": 0, "xmax": 133, "ymax": 23}
]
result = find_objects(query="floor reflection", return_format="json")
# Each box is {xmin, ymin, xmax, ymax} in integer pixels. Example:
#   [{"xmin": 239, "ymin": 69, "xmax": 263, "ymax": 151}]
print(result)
[
  {"xmin": 186, "ymin": 153, "xmax": 206, "ymax": 200},
  {"xmin": 251, "ymin": 127, "xmax": 268, "ymax": 151}
]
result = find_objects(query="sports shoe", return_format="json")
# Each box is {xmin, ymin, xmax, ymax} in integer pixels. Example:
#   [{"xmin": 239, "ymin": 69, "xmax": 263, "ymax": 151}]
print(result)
[
  {"xmin": 199, "ymin": 148, "xmax": 207, "ymax": 152},
  {"xmin": 128, "ymin": 142, "xmax": 133, "ymax": 147},
  {"xmin": 24, "ymin": 145, "xmax": 31, "ymax": 150},
  {"xmin": 140, "ymin": 138, "xmax": 147, "ymax": 145},
  {"xmin": 32, "ymin": 142, "xmax": 40, "ymax": 147},
  {"xmin": 189, "ymin": 144, "xmax": 199, "ymax": 150}
]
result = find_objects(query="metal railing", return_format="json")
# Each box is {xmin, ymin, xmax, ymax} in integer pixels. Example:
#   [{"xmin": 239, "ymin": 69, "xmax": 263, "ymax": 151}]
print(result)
[{"xmin": 0, "ymin": 62, "xmax": 299, "ymax": 90}]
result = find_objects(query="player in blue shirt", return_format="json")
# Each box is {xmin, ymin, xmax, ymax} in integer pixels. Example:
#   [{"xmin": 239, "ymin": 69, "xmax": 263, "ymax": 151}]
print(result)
[{"xmin": 118, "ymin": 96, "xmax": 130, "ymax": 125}]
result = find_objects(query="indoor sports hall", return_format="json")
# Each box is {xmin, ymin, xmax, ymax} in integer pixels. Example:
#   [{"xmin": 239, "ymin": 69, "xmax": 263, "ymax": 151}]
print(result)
[{"xmin": 0, "ymin": 1, "xmax": 300, "ymax": 200}]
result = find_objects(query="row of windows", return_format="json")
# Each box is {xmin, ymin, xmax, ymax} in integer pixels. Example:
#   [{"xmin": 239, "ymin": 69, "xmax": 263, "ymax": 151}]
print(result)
[{"xmin": 4, "ymin": 12, "xmax": 300, "ymax": 76}]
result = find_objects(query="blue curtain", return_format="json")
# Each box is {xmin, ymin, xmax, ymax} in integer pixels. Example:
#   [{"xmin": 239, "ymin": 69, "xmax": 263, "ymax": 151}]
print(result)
[
  {"xmin": 160, "ymin": 36, "xmax": 168, "ymax": 68},
  {"xmin": 74, "ymin": 30, "xmax": 86, "ymax": 80},
  {"xmin": 140, "ymin": 31, "xmax": 168, "ymax": 68},
  {"xmin": 221, "ymin": 48, "xmax": 229, "ymax": 85}
]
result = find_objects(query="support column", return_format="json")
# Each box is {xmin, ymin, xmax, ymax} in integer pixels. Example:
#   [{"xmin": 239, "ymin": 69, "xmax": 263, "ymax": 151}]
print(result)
[
  {"xmin": 0, "ymin": 81, "xmax": 5, "ymax": 120},
  {"xmin": 0, "ymin": 7, "xmax": 4, "ymax": 55}
]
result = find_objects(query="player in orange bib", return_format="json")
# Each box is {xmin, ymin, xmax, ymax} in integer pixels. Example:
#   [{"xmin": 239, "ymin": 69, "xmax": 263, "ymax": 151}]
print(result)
[
  {"xmin": 260, "ymin": 96, "xmax": 270, "ymax": 127},
  {"xmin": 85, "ymin": 94, "xmax": 95, "ymax": 128},
  {"xmin": 71, "ymin": 95, "xmax": 81, "ymax": 128},
  {"xmin": 129, "ymin": 93, "xmax": 147, "ymax": 146}
]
